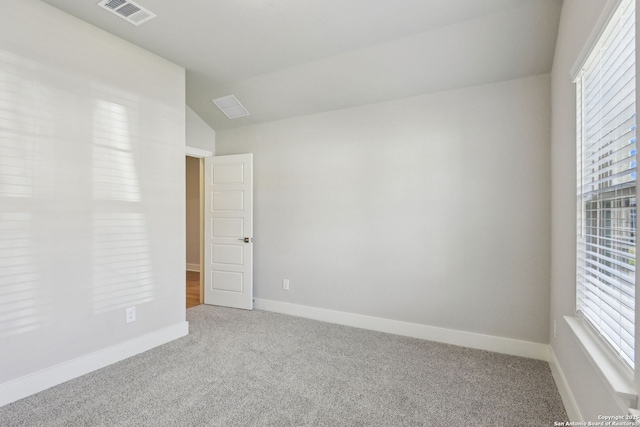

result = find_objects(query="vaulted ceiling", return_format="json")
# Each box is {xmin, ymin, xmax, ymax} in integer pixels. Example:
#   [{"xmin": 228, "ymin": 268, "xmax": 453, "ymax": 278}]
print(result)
[{"xmin": 40, "ymin": 0, "xmax": 562, "ymax": 130}]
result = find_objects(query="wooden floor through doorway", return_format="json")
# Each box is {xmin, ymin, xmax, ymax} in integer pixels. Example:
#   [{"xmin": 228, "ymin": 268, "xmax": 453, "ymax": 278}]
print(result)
[{"xmin": 186, "ymin": 271, "xmax": 201, "ymax": 308}]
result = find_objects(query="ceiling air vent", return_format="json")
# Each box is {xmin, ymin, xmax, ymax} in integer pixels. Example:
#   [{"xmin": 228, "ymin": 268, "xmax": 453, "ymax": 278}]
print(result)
[
  {"xmin": 212, "ymin": 95, "xmax": 250, "ymax": 120},
  {"xmin": 97, "ymin": 0, "xmax": 156, "ymax": 26}
]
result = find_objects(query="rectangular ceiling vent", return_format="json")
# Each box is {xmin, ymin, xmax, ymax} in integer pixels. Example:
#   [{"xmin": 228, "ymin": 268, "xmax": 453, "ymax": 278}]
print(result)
[
  {"xmin": 212, "ymin": 95, "xmax": 250, "ymax": 120},
  {"xmin": 97, "ymin": 0, "xmax": 156, "ymax": 26}
]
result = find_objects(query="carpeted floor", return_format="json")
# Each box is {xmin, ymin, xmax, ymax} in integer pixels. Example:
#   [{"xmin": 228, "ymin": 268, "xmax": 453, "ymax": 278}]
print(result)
[{"xmin": 0, "ymin": 305, "xmax": 567, "ymax": 426}]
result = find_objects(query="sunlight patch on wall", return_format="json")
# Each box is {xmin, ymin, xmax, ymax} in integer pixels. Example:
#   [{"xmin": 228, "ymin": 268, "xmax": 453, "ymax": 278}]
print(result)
[
  {"xmin": 0, "ymin": 213, "xmax": 43, "ymax": 337},
  {"xmin": 92, "ymin": 213, "xmax": 154, "ymax": 313},
  {"xmin": 0, "ymin": 50, "xmax": 51, "ymax": 199},
  {"xmin": 0, "ymin": 134, "xmax": 35, "ymax": 198},
  {"xmin": 91, "ymin": 97, "xmax": 154, "ymax": 313},
  {"xmin": 92, "ymin": 99, "xmax": 141, "ymax": 202},
  {"xmin": 0, "ymin": 50, "xmax": 49, "ymax": 338}
]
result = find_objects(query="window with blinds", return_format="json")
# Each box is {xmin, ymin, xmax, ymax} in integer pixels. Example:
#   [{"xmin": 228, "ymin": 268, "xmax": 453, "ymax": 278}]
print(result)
[{"xmin": 576, "ymin": 0, "xmax": 636, "ymax": 368}]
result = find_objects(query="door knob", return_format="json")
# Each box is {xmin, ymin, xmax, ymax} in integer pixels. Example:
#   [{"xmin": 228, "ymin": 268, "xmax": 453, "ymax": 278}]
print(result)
[{"xmin": 238, "ymin": 237, "xmax": 251, "ymax": 243}]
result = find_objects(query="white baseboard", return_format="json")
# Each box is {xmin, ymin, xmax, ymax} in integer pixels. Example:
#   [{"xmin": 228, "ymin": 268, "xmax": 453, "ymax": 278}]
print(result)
[
  {"xmin": 548, "ymin": 346, "xmax": 582, "ymax": 421},
  {"xmin": 254, "ymin": 298, "xmax": 550, "ymax": 361},
  {"xmin": 0, "ymin": 321, "xmax": 189, "ymax": 408},
  {"xmin": 186, "ymin": 263, "xmax": 200, "ymax": 272}
]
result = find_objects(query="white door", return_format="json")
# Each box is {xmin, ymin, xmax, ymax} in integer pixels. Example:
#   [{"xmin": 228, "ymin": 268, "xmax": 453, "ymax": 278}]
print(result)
[{"xmin": 203, "ymin": 154, "xmax": 253, "ymax": 310}]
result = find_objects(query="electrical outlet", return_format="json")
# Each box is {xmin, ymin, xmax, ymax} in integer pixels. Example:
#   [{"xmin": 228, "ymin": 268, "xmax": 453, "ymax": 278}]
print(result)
[
  {"xmin": 126, "ymin": 307, "xmax": 136, "ymax": 323},
  {"xmin": 282, "ymin": 279, "xmax": 290, "ymax": 291},
  {"xmin": 553, "ymin": 320, "xmax": 557, "ymax": 339}
]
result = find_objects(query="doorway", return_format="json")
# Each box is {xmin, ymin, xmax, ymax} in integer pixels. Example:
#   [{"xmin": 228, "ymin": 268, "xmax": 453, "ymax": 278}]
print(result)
[
  {"xmin": 185, "ymin": 155, "xmax": 203, "ymax": 308},
  {"xmin": 184, "ymin": 152, "xmax": 254, "ymax": 310}
]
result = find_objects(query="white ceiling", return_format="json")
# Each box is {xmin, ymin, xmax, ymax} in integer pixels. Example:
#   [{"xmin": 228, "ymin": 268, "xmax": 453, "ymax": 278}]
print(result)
[{"xmin": 40, "ymin": 0, "xmax": 562, "ymax": 130}]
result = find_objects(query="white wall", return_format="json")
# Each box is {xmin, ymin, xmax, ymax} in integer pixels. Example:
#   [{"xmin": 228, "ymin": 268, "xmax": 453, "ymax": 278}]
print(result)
[
  {"xmin": 550, "ymin": 0, "xmax": 630, "ymax": 419},
  {"xmin": 0, "ymin": 0, "xmax": 186, "ymax": 393},
  {"xmin": 187, "ymin": 106, "xmax": 216, "ymax": 153},
  {"xmin": 217, "ymin": 74, "xmax": 551, "ymax": 344}
]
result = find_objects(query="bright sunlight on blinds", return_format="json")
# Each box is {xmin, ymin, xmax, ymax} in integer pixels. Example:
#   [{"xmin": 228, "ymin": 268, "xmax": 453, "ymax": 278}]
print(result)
[{"xmin": 576, "ymin": 0, "xmax": 637, "ymax": 368}]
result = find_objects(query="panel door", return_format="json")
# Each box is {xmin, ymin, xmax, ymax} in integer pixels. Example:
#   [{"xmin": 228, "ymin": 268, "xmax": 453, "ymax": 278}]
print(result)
[{"xmin": 203, "ymin": 154, "xmax": 253, "ymax": 309}]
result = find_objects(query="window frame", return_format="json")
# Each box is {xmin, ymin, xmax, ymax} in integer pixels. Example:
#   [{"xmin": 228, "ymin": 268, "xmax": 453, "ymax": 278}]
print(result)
[{"xmin": 568, "ymin": 0, "xmax": 639, "ymax": 410}]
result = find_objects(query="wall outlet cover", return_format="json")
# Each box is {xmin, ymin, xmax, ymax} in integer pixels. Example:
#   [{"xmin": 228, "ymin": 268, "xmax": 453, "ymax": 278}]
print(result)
[{"xmin": 126, "ymin": 307, "xmax": 136, "ymax": 323}]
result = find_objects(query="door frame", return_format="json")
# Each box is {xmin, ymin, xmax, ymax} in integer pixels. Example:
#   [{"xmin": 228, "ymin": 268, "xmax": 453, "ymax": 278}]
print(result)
[
  {"xmin": 198, "ymin": 157, "xmax": 204, "ymax": 304},
  {"xmin": 185, "ymin": 146, "xmax": 213, "ymax": 306}
]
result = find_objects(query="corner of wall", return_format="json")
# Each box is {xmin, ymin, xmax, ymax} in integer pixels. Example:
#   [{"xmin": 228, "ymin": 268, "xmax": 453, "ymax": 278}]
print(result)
[{"xmin": 186, "ymin": 105, "xmax": 216, "ymax": 155}]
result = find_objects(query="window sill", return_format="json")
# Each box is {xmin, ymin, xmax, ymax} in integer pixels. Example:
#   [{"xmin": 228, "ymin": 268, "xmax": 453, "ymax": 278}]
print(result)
[{"xmin": 564, "ymin": 316, "xmax": 637, "ymax": 406}]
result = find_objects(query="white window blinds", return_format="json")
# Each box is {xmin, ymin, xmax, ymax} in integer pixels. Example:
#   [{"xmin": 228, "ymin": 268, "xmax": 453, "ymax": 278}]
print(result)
[{"xmin": 576, "ymin": 0, "xmax": 636, "ymax": 368}]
